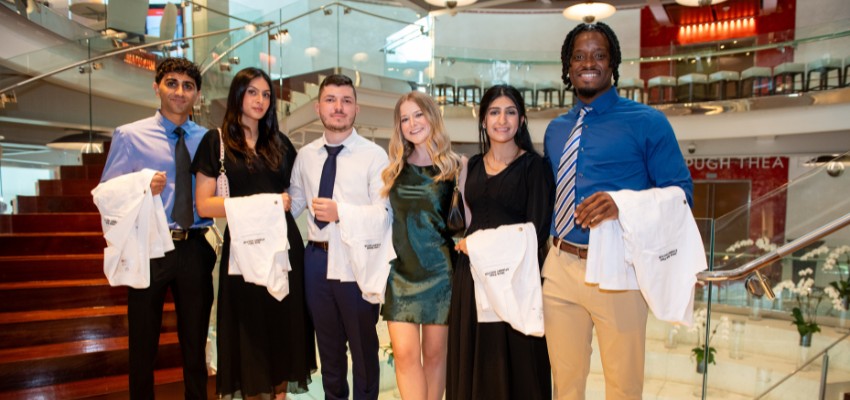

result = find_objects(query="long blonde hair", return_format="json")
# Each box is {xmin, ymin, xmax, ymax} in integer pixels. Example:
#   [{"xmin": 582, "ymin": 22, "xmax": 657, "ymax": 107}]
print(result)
[{"xmin": 381, "ymin": 91, "xmax": 461, "ymax": 197}]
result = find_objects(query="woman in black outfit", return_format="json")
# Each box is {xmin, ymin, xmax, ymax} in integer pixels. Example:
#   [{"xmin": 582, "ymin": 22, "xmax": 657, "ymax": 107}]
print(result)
[
  {"xmin": 447, "ymin": 85, "xmax": 554, "ymax": 400},
  {"xmin": 193, "ymin": 67, "xmax": 316, "ymax": 399}
]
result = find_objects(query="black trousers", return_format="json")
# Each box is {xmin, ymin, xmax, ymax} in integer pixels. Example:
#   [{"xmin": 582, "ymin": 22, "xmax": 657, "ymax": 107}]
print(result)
[{"xmin": 128, "ymin": 234, "xmax": 216, "ymax": 400}]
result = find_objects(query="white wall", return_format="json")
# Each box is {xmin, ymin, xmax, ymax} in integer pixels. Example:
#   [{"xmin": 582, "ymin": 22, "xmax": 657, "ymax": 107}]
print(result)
[
  {"xmin": 794, "ymin": 0, "xmax": 850, "ymax": 65},
  {"xmin": 429, "ymin": 9, "xmax": 641, "ymax": 85}
]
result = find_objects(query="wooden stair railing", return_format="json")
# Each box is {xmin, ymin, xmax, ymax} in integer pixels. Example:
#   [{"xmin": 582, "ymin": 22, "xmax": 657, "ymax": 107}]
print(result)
[{"xmin": 0, "ymin": 145, "xmax": 191, "ymax": 399}]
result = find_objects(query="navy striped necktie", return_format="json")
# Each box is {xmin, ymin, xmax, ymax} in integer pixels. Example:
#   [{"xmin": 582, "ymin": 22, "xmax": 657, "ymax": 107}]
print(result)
[{"xmin": 554, "ymin": 107, "xmax": 591, "ymax": 239}]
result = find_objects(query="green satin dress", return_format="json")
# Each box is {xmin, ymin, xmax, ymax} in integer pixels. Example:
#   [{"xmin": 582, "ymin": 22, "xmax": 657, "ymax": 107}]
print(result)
[{"xmin": 381, "ymin": 163, "xmax": 456, "ymax": 325}]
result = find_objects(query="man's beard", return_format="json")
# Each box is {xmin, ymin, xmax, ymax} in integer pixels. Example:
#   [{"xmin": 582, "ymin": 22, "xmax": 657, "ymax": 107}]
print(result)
[
  {"xmin": 320, "ymin": 114, "xmax": 355, "ymax": 133},
  {"xmin": 575, "ymin": 86, "xmax": 602, "ymax": 100}
]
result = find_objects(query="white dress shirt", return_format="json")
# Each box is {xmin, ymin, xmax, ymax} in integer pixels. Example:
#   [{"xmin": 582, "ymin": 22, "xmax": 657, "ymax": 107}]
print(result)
[{"xmin": 289, "ymin": 129, "xmax": 390, "ymax": 280}]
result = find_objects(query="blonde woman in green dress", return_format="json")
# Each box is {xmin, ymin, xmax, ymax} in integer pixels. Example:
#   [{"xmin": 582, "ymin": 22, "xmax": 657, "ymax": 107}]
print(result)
[{"xmin": 380, "ymin": 91, "xmax": 462, "ymax": 400}]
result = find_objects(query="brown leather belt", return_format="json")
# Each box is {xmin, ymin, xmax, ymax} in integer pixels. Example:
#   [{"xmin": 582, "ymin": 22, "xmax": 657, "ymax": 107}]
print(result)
[
  {"xmin": 552, "ymin": 238, "xmax": 589, "ymax": 259},
  {"xmin": 170, "ymin": 228, "xmax": 208, "ymax": 241},
  {"xmin": 308, "ymin": 241, "xmax": 330, "ymax": 251}
]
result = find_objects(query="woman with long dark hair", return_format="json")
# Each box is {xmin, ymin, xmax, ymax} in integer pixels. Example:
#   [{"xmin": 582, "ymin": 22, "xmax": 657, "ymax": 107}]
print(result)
[
  {"xmin": 447, "ymin": 85, "xmax": 554, "ymax": 400},
  {"xmin": 192, "ymin": 67, "xmax": 316, "ymax": 399}
]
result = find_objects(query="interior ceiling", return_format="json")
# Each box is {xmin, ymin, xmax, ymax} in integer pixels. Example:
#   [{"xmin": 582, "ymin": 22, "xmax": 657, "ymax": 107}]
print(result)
[
  {"xmin": 388, "ymin": 0, "xmax": 664, "ymax": 13},
  {"xmin": 381, "ymin": 0, "xmax": 766, "ymax": 26}
]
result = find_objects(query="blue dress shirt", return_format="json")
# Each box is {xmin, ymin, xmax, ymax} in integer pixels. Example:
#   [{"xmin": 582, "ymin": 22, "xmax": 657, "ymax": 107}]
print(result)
[
  {"xmin": 543, "ymin": 87, "xmax": 693, "ymax": 245},
  {"xmin": 101, "ymin": 111, "xmax": 212, "ymax": 229}
]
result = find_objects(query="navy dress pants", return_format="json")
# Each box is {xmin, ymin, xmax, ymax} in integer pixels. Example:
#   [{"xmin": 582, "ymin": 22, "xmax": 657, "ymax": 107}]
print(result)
[{"xmin": 304, "ymin": 244, "xmax": 380, "ymax": 400}]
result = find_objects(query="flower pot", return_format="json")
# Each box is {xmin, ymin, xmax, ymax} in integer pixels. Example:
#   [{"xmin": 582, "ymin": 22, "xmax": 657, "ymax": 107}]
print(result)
[
  {"xmin": 797, "ymin": 333, "xmax": 814, "ymax": 370},
  {"xmin": 695, "ymin": 359, "xmax": 707, "ymax": 374}
]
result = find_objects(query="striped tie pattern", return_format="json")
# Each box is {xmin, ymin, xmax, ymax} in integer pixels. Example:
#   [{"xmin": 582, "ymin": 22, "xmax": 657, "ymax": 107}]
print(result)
[{"xmin": 554, "ymin": 106, "xmax": 591, "ymax": 239}]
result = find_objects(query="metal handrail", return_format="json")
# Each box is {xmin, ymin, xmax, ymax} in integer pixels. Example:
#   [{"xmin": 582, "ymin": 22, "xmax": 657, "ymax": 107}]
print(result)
[
  {"xmin": 181, "ymin": 0, "xmax": 256, "ymax": 25},
  {"xmin": 198, "ymin": 2, "xmax": 423, "ymax": 75},
  {"xmin": 698, "ymin": 211, "xmax": 850, "ymax": 282},
  {"xmin": 754, "ymin": 330, "xmax": 850, "ymax": 399},
  {"xmin": 0, "ymin": 24, "xmax": 257, "ymax": 96}
]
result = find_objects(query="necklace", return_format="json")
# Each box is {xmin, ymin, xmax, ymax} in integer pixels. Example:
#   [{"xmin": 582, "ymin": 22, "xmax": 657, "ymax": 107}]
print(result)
[{"xmin": 484, "ymin": 146, "xmax": 521, "ymax": 172}]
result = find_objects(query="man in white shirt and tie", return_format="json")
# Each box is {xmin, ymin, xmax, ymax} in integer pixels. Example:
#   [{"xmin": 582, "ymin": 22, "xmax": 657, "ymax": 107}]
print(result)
[{"xmin": 289, "ymin": 74, "xmax": 390, "ymax": 400}]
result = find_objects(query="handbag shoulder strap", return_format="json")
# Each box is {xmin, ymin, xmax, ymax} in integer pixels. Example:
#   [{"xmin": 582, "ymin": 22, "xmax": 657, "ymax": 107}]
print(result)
[{"xmin": 217, "ymin": 128, "xmax": 226, "ymax": 174}]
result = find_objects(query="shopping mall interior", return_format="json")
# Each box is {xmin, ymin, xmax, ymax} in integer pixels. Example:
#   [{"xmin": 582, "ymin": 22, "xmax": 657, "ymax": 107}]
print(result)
[{"xmin": 0, "ymin": 0, "xmax": 849, "ymax": 398}]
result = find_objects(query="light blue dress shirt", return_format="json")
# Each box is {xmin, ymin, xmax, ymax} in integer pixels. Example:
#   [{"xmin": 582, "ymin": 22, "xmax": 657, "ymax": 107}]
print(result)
[{"xmin": 101, "ymin": 111, "xmax": 212, "ymax": 229}]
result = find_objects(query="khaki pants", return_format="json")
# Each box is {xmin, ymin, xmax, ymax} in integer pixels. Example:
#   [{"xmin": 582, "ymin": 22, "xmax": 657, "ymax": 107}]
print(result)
[{"xmin": 542, "ymin": 246, "xmax": 648, "ymax": 400}]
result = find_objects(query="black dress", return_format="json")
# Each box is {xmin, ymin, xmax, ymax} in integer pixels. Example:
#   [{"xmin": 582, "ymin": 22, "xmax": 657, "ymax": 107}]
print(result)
[
  {"xmin": 192, "ymin": 130, "xmax": 316, "ymax": 398},
  {"xmin": 446, "ymin": 152, "xmax": 554, "ymax": 400}
]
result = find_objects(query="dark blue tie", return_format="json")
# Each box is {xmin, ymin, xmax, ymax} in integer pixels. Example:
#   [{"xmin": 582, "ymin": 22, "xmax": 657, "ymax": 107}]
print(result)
[
  {"xmin": 315, "ymin": 144, "xmax": 343, "ymax": 229},
  {"xmin": 171, "ymin": 127, "xmax": 194, "ymax": 230}
]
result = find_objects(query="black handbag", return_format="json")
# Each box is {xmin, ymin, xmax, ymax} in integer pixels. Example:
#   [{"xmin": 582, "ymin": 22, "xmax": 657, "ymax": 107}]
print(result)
[{"xmin": 446, "ymin": 177, "xmax": 466, "ymax": 235}]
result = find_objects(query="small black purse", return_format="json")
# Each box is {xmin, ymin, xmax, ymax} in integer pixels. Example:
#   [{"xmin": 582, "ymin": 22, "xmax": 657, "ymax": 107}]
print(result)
[{"xmin": 446, "ymin": 177, "xmax": 466, "ymax": 235}]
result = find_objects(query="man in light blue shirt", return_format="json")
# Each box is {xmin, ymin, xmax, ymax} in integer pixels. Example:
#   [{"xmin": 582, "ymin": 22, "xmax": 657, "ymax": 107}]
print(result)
[
  {"xmin": 101, "ymin": 57, "xmax": 214, "ymax": 400},
  {"xmin": 542, "ymin": 23, "xmax": 692, "ymax": 400}
]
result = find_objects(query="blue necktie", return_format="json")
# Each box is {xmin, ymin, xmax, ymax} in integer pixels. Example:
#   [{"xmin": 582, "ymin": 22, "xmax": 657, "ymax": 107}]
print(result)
[
  {"xmin": 315, "ymin": 144, "xmax": 343, "ymax": 229},
  {"xmin": 554, "ymin": 107, "xmax": 591, "ymax": 239},
  {"xmin": 171, "ymin": 127, "xmax": 194, "ymax": 230}
]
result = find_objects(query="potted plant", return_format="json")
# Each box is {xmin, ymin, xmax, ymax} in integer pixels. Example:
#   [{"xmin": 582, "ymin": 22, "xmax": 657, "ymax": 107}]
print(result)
[
  {"xmin": 689, "ymin": 308, "xmax": 729, "ymax": 373},
  {"xmin": 774, "ymin": 268, "xmax": 824, "ymax": 347},
  {"xmin": 821, "ymin": 245, "xmax": 850, "ymax": 311}
]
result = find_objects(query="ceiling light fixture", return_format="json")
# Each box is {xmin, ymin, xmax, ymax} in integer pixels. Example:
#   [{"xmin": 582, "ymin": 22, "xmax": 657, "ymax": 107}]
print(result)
[
  {"xmin": 563, "ymin": 2, "xmax": 616, "ymax": 24},
  {"xmin": 424, "ymin": 0, "xmax": 478, "ymax": 9},
  {"xmin": 675, "ymin": 0, "xmax": 729, "ymax": 6}
]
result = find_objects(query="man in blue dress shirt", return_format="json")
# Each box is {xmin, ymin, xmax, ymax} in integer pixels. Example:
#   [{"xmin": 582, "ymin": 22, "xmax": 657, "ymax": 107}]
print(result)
[
  {"xmin": 542, "ymin": 23, "xmax": 693, "ymax": 400},
  {"xmin": 101, "ymin": 58, "xmax": 215, "ymax": 400}
]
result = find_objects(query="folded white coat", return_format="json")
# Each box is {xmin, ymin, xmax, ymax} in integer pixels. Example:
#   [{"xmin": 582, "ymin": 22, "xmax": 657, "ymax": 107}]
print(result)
[
  {"xmin": 224, "ymin": 193, "xmax": 290, "ymax": 301},
  {"xmin": 587, "ymin": 186, "xmax": 707, "ymax": 326},
  {"xmin": 334, "ymin": 203, "xmax": 395, "ymax": 304},
  {"xmin": 92, "ymin": 168, "xmax": 173, "ymax": 288},
  {"xmin": 466, "ymin": 222, "xmax": 545, "ymax": 337}
]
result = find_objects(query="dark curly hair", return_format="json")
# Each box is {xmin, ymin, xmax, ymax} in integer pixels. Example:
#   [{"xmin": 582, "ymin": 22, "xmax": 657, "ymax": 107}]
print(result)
[
  {"xmin": 560, "ymin": 22, "xmax": 621, "ymax": 90},
  {"xmin": 155, "ymin": 57, "xmax": 202, "ymax": 90}
]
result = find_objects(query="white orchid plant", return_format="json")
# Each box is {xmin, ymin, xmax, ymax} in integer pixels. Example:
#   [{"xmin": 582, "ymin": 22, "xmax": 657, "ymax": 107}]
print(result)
[
  {"xmin": 726, "ymin": 237, "xmax": 778, "ymax": 253},
  {"xmin": 774, "ymin": 268, "xmax": 823, "ymax": 338},
  {"xmin": 689, "ymin": 308, "xmax": 729, "ymax": 367}
]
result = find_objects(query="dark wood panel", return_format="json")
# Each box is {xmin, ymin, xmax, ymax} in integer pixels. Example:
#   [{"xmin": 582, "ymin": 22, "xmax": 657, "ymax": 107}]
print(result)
[
  {"xmin": 0, "ymin": 232, "xmax": 104, "ymax": 256},
  {"xmin": 38, "ymin": 179, "xmax": 101, "ymax": 196},
  {"xmin": 0, "ymin": 255, "xmax": 104, "ymax": 282},
  {"xmin": 0, "ymin": 333, "xmax": 181, "ymax": 391},
  {"xmin": 0, "ymin": 213, "xmax": 101, "ymax": 233},
  {"xmin": 58, "ymin": 165, "xmax": 104, "ymax": 180},
  {"xmin": 0, "ymin": 304, "xmax": 176, "ymax": 349},
  {"xmin": 0, "ymin": 367, "xmax": 192, "ymax": 400},
  {"xmin": 81, "ymin": 152, "xmax": 107, "ymax": 166},
  {"xmin": 0, "ymin": 281, "xmax": 127, "ymax": 312},
  {"xmin": 16, "ymin": 196, "xmax": 97, "ymax": 213}
]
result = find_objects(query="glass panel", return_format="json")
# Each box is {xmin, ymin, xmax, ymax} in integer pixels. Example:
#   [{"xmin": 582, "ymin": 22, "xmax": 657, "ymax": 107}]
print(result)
[
  {"xmin": 21, "ymin": 1, "xmax": 102, "ymax": 40},
  {"xmin": 694, "ymin": 153, "xmax": 850, "ymax": 398}
]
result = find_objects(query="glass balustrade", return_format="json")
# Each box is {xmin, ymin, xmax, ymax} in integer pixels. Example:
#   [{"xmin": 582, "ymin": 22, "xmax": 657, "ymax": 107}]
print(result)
[
  {"xmin": 682, "ymin": 153, "xmax": 850, "ymax": 399},
  {"xmin": 1, "ymin": 3, "xmax": 850, "ymax": 397}
]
